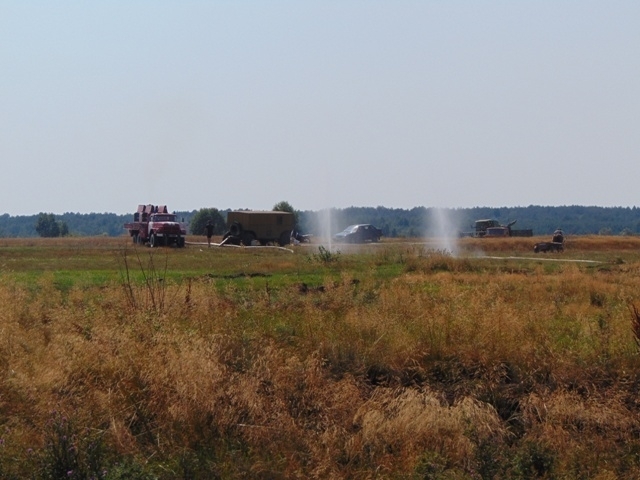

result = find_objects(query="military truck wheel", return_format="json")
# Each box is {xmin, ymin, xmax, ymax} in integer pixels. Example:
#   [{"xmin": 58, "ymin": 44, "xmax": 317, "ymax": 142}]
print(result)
[
  {"xmin": 150, "ymin": 233, "xmax": 158, "ymax": 248},
  {"xmin": 242, "ymin": 232, "xmax": 256, "ymax": 246},
  {"xmin": 278, "ymin": 231, "xmax": 291, "ymax": 246},
  {"xmin": 229, "ymin": 222, "xmax": 242, "ymax": 237}
]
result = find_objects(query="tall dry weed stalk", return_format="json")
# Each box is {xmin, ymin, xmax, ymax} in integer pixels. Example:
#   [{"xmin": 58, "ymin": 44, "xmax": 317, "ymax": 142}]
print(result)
[
  {"xmin": 630, "ymin": 304, "xmax": 640, "ymax": 351},
  {"xmin": 119, "ymin": 246, "xmax": 170, "ymax": 314}
]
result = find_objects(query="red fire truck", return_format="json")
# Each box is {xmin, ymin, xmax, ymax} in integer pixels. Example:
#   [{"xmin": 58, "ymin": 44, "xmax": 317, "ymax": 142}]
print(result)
[{"xmin": 124, "ymin": 205, "xmax": 187, "ymax": 247}]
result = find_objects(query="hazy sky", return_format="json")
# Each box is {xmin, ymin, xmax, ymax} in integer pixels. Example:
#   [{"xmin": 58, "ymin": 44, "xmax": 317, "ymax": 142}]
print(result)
[{"xmin": 1, "ymin": 2, "xmax": 639, "ymax": 215}]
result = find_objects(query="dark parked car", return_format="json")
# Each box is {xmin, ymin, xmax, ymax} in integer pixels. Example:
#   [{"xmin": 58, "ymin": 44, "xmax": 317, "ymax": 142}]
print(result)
[{"xmin": 333, "ymin": 224, "xmax": 382, "ymax": 243}]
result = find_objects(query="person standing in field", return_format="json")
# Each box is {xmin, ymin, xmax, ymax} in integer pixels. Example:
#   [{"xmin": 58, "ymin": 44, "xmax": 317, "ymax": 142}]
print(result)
[
  {"xmin": 205, "ymin": 220, "xmax": 214, "ymax": 247},
  {"xmin": 553, "ymin": 228, "xmax": 564, "ymax": 244}
]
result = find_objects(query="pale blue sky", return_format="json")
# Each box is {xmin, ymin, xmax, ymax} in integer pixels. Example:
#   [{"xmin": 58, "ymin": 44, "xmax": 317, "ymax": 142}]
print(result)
[{"xmin": 1, "ymin": 2, "xmax": 639, "ymax": 215}]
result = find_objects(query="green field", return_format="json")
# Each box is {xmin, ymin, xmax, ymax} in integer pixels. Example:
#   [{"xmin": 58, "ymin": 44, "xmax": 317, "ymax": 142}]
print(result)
[{"xmin": 2, "ymin": 235, "xmax": 640, "ymax": 479}]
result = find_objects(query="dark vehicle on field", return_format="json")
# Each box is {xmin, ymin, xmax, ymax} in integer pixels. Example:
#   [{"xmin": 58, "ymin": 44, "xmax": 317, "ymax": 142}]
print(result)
[
  {"xmin": 533, "ymin": 242, "xmax": 564, "ymax": 253},
  {"xmin": 462, "ymin": 219, "xmax": 533, "ymax": 238},
  {"xmin": 333, "ymin": 224, "xmax": 382, "ymax": 243},
  {"xmin": 534, "ymin": 229, "xmax": 565, "ymax": 253},
  {"xmin": 222, "ymin": 210, "xmax": 295, "ymax": 246},
  {"xmin": 124, "ymin": 204, "xmax": 187, "ymax": 247}
]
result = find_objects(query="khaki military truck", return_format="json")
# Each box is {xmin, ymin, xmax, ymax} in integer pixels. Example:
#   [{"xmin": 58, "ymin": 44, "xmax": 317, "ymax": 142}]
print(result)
[
  {"xmin": 222, "ymin": 211, "xmax": 295, "ymax": 246},
  {"xmin": 463, "ymin": 219, "xmax": 533, "ymax": 238}
]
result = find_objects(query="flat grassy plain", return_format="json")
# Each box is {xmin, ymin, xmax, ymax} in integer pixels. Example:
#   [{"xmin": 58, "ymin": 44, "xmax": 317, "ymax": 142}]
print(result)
[{"xmin": 2, "ymin": 235, "xmax": 640, "ymax": 479}]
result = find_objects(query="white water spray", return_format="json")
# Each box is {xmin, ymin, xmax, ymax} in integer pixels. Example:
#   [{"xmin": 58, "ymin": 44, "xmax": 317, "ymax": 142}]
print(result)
[
  {"xmin": 319, "ymin": 208, "xmax": 334, "ymax": 252},
  {"xmin": 429, "ymin": 208, "xmax": 459, "ymax": 256}
]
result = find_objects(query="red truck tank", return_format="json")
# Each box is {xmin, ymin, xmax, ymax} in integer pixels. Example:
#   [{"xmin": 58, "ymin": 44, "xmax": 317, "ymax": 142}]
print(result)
[{"xmin": 124, "ymin": 204, "xmax": 187, "ymax": 247}]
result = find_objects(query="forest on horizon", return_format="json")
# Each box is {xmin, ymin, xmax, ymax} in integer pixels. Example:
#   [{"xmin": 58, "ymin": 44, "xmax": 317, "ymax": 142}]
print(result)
[{"xmin": 1, "ymin": 205, "xmax": 640, "ymax": 238}]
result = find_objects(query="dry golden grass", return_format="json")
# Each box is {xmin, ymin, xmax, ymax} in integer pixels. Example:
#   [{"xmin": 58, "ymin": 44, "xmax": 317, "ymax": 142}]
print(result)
[
  {"xmin": 2, "ymin": 236, "xmax": 640, "ymax": 477},
  {"xmin": 458, "ymin": 234, "xmax": 640, "ymax": 254}
]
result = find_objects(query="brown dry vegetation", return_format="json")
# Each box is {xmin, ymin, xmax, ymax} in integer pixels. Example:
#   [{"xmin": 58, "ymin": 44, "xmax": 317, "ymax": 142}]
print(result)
[{"xmin": 2, "ymin": 236, "xmax": 640, "ymax": 478}]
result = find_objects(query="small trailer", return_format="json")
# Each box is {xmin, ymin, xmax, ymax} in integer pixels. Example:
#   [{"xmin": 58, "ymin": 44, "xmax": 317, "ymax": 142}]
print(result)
[
  {"xmin": 533, "ymin": 242, "xmax": 564, "ymax": 253},
  {"xmin": 124, "ymin": 204, "xmax": 187, "ymax": 247}
]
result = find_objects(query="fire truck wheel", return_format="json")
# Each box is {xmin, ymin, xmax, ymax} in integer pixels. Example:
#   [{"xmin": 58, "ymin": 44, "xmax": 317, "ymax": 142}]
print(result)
[
  {"xmin": 150, "ymin": 233, "xmax": 157, "ymax": 248},
  {"xmin": 132, "ymin": 233, "xmax": 138, "ymax": 244}
]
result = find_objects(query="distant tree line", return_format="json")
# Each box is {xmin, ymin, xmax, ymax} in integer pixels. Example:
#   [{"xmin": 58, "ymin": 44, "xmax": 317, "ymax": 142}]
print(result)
[
  {"xmin": 298, "ymin": 205, "xmax": 640, "ymax": 238},
  {"xmin": 2, "ymin": 205, "xmax": 640, "ymax": 238}
]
